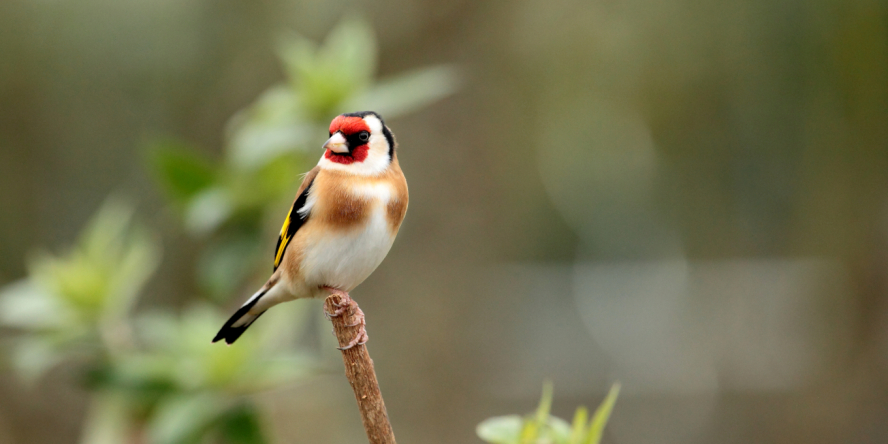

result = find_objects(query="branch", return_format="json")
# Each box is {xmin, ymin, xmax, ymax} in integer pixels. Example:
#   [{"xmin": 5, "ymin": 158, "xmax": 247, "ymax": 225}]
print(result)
[{"xmin": 324, "ymin": 293, "xmax": 397, "ymax": 444}]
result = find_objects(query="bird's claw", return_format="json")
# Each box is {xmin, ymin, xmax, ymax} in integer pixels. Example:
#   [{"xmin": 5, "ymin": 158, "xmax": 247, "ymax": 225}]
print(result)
[
  {"xmin": 323, "ymin": 286, "xmax": 353, "ymax": 318},
  {"xmin": 324, "ymin": 306, "xmax": 348, "ymax": 318},
  {"xmin": 337, "ymin": 329, "xmax": 368, "ymax": 350},
  {"xmin": 322, "ymin": 288, "xmax": 368, "ymax": 350},
  {"xmin": 339, "ymin": 304, "xmax": 367, "ymax": 349}
]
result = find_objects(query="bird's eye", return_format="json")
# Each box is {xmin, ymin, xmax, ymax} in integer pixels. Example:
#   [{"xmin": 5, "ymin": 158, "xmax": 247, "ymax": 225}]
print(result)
[{"xmin": 358, "ymin": 131, "xmax": 370, "ymax": 142}]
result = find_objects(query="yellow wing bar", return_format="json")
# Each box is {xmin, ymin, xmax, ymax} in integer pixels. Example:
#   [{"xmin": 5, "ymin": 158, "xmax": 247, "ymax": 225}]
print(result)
[{"xmin": 274, "ymin": 211, "xmax": 293, "ymax": 269}]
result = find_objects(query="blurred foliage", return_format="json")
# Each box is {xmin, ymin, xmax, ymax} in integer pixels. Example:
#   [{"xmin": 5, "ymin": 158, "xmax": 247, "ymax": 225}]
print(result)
[
  {"xmin": 0, "ymin": 198, "xmax": 160, "ymax": 381},
  {"xmin": 0, "ymin": 199, "xmax": 312, "ymax": 444},
  {"xmin": 477, "ymin": 382, "xmax": 620, "ymax": 444},
  {"xmin": 0, "ymin": 17, "xmax": 456, "ymax": 444}
]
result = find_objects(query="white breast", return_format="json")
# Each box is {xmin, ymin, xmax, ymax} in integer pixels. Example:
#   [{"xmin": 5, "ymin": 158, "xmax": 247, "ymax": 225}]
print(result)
[{"xmin": 300, "ymin": 185, "xmax": 396, "ymax": 292}]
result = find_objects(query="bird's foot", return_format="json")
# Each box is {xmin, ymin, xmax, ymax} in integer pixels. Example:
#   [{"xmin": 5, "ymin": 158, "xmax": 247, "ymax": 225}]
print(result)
[
  {"xmin": 322, "ymin": 286, "xmax": 352, "ymax": 318},
  {"xmin": 321, "ymin": 286, "xmax": 368, "ymax": 350},
  {"xmin": 338, "ymin": 305, "xmax": 368, "ymax": 350}
]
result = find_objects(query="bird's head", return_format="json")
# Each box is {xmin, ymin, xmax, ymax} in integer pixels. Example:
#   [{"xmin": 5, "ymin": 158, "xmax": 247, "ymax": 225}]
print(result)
[{"xmin": 320, "ymin": 111, "xmax": 395, "ymax": 175}]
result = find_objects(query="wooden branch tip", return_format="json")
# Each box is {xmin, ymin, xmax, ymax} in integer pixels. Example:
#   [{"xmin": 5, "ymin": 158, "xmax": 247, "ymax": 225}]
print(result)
[{"xmin": 324, "ymin": 294, "xmax": 396, "ymax": 444}]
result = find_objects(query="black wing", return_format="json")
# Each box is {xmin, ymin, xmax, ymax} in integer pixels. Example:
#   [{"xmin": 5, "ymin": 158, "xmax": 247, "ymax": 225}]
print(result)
[{"xmin": 273, "ymin": 173, "xmax": 316, "ymax": 271}]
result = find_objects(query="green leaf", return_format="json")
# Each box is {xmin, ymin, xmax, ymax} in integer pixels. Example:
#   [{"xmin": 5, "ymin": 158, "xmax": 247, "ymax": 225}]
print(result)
[
  {"xmin": 534, "ymin": 381, "xmax": 554, "ymax": 427},
  {"xmin": 228, "ymin": 85, "xmax": 300, "ymax": 130},
  {"xmin": 277, "ymin": 33, "xmax": 317, "ymax": 87},
  {"xmin": 31, "ymin": 251, "xmax": 109, "ymax": 313},
  {"xmin": 321, "ymin": 16, "xmax": 376, "ymax": 86},
  {"xmin": 132, "ymin": 304, "xmax": 313, "ymax": 393},
  {"xmin": 344, "ymin": 65, "xmax": 461, "ymax": 119},
  {"xmin": 81, "ymin": 198, "xmax": 160, "ymax": 320},
  {"xmin": 279, "ymin": 17, "xmax": 378, "ymax": 118},
  {"xmin": 547, "ymin": 416, "xmax": 572, "ymax": 443},
  {"xmin": 22, "ymin": 198, "xmax": 160, "ymax": 323},
  {"xmin": 149, "ymin": 141, "xmax": 216, "ymax": 202},
  {"xmin": 148, "ymin": 393, "xmax": 227, "ymax": 444},
  {"xmin": 185, "ymin": 187, "xmax": 233, "ymax": 235},
  {"xmin": 518, "ymin": 381, "xmax": 553, "ymax": 443},
  {"xmin": 228, "ymin": 119, "xmax": 311, "ymax": 169},
  {"xmin": 78, "ymin": 197, "xmax": 135, "ymax": 260},
  {"xmin": 214, "ymin": 404, "xmax": 268, "ymax": 444},
  {"xmin": 251, "ymin": 154, "xmax": 305, "ymax": 202},
  {"xmin": 0, "ymin": 280, "xmax": 68, "ymax": 329},
  {"xmin": 477, "ymin": 415, "xmax": 523, "ymax": 444},
  {"xmin": 226, "ymin": 86, "xmax": 314, "ymax": 170},
  {"xmin": 568, "ymin": 407, "xmax": 588, "ymax": 444},
  {"xmin": 104, "ymin": 224, "xmax": 161, "ymax": 322},
  {"xmin": 196, "ymin": 235, "xmax": 261, "ymax": 301},
  {"xmin": 586, "ymin": 383, "xmax": 620, "ymax": 444}
]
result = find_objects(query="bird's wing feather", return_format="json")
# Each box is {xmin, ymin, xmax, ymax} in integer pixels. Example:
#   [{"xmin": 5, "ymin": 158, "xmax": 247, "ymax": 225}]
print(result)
[{"xmin": 273, "ymin": 166, "xmax": 319, "ymax": 271}]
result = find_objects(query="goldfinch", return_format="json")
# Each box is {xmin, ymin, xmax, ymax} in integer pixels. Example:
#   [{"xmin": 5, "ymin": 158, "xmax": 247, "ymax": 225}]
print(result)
[{"xmin": 213, "ymin": 111, "xmax": 408, "ymax": 347}]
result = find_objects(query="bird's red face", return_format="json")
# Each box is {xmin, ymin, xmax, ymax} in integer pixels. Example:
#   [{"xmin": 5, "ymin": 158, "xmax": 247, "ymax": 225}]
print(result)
[
  {"xmin": 324, "ymin": 115, "xmax": 372, "ymax": 165},
  {"xmin": 320, "ymin": 112, "xmax": 395, "ymax": 175}
]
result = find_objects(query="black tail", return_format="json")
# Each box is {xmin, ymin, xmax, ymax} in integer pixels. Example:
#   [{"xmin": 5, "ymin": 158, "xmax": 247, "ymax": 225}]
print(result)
[{"xmin": 212, "ymin": 291, "xmax": 267, "ymax": 345}]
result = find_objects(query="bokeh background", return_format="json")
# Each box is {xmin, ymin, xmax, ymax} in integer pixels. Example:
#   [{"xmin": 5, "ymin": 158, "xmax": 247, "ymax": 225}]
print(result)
[{"xmin": 2, "ymin": 0, "xmax": 888, "ymax": 443}]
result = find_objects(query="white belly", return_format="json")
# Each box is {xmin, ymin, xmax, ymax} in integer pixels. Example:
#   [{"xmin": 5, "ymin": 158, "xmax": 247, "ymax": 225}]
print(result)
[{"xmin": 300, "ymin": 204, "xmax": 395, "ymax": 292}]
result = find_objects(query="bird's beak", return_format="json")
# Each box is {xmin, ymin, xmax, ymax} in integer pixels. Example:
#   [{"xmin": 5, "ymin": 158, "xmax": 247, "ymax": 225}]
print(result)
[{"xmin": 323, "ymin": 132, "xmax": 349, "ymax": 154}]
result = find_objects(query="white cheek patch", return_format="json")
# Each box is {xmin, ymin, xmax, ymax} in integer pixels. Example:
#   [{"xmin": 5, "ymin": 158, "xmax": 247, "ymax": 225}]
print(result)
[{"xmin": 363, "ymin": 115, "xmax": 384, "ymax": 133}]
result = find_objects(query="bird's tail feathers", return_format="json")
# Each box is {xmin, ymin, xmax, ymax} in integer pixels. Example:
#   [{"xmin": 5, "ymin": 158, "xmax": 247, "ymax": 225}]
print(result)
[{"xmin": 212, "ymin": 288, "xmax": 268, "ymax": 345}]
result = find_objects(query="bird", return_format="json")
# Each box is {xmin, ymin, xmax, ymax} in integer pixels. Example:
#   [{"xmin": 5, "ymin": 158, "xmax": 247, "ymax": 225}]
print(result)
[{"xmin": 212, "ymin": 111, "xmax": 408, "ymax": 348}]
